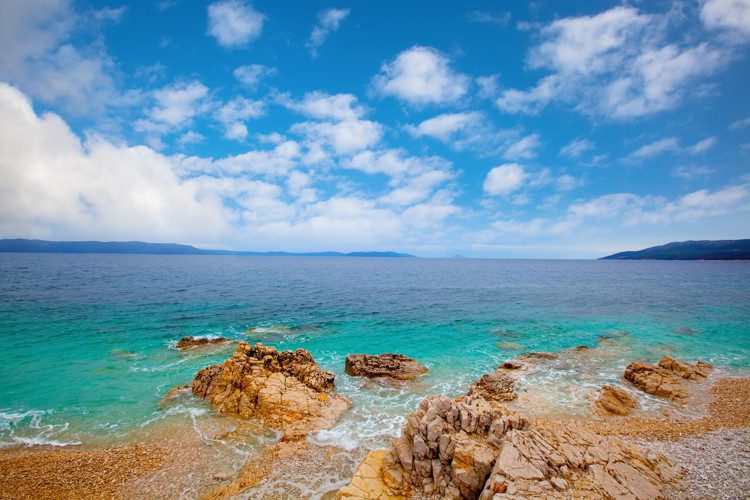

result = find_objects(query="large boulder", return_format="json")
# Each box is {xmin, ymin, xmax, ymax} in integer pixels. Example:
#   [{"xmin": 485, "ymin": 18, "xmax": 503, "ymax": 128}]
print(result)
[
  {"xmin": 344, "ymin": 354, "xmax": 428, "ymax": 381},
  {"xmin": 175, "ymin": 336, "xmax": 231, "ymax": 349},
  {"xmin": 624, "ymin": 362, "xmax": 687, "ymax": 401},
  {"xmin": 658, "ymin": 355, "xmax": 713, "ymax": 380},
  {"xmin": 192, "ymin": 342, "xmax": 349, "ymax": 440},
  {"xmin": 593, "ymin": 385, "xmax": 638, "ymax": 417}
]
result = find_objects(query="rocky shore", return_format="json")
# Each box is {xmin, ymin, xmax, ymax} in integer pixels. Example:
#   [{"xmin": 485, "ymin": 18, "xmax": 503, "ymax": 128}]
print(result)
[{"xmin": 0, "ymin": 344, "xmax": 748, "ymax": 499}]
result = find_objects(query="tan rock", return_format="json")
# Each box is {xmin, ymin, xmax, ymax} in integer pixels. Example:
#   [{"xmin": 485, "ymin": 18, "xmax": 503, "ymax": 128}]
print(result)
[
  {"xmin": 344, "ymin": 354, "xmax": 428, "ymax": 381},
  {"xmin": 624, "ymin": 361, "xmax": 687, "ymax": 401},
  {"xmin": 467, "ymin": 370, "xmax": 517, "ymax": 404},
  {"xmin": 175, "ymin": 336, "xmax": 231, "ymax": 349},
  {"xmin": 337, "ymin": 450, "xmax": 404, "ymax": 499},
  {"xmin": 192, "ymin": 342, "xmax": 349, "ymax": 440},
  {"xmin": 594, "ymin": 385, "xmax": 638, "ymax": 416},
  {"xmin": 658, "ymin": 355, "xmax": 714, "ymax": 380}
]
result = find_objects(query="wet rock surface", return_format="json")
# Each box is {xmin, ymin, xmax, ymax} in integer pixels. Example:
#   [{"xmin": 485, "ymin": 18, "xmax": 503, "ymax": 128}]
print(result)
[
  {"xmin": 593, "ymin": 385, "xmax": 639, "ymax": 417},
  {"xmin": 192, "ymin": 342, "xmax": 349, "ymax": 440},
  {"xmin": 175, "ymin": 336, "xmax": 231, "ymax": 349},
  {"xmin": 624, "ymin": 362, "xmax": 688, "ymax": 401},
  {"xmin": 467, "ymin": 370, "xmax": 518, "ymax": 404},
  {"xmin": 345, "ymin": 354, "xmax": 429, "ymax": 381},
  {"xmin": 657, "ymin": 355, "xmax": 713, "ymax": 381}
]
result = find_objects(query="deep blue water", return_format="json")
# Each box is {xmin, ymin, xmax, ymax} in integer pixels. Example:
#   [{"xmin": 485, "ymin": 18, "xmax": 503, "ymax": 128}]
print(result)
[{"xmin": 0, "ymin": 254, "xmax": 748, "ymax": 449}]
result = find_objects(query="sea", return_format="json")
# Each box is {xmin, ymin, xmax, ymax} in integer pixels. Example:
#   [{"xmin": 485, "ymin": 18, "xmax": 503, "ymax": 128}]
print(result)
[{"xmin": 1, "ymin": 254, "xmax": 749, "ymax": 456}]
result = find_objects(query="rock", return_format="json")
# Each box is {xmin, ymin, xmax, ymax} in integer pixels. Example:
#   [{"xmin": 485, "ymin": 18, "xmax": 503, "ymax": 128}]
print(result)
[
  {"xmin": 501, "ymin": 360, "xmax": 524, "ymax": 370},
  {"xmin": 158, "ymin": 384, "xmax": 190, "ymax": 408},
  {"xmin": 337, "ymin": 450, "xmax": 403, "ymax": 499},
  {"xmin": 213, "ymin": 472, "xmax": 230, "ymax": 481},
  {"xmin": 594, "ymin": 385, "xmax": 638, "ymax": 416},
  {"xmin": 175, "ymin": 336, "xmax": 231, "ymax": 349},
  {"xmin": 497, "ymin": 341, "xmax": 523, "ymax": 350},
  {"xmin": 344, "ymin": 354, "xmax": 428, "ymax": 381},
  {"xmin": 467, "ymin": 370, "xmax": 517, "ymax": 403},
  {"xmin": 340, "ymin": 389, "xmax": 682, "ymax": 500},
  {"xmin": 192, "ymin": 342, "xmax": 349, "ymax": 440},
  {"xmin": 658, "ymin": 355, "xmax": 713, "ymax": 381},
  {"xmin": 573, "ymin": 345, "xmax": 590, "ymax": 352},
  {"xmin": 515, "ymin": 352, "xmax": 560, "ymax": 362},
  {"xmin": 624, "ymin": 361, "xmax": 687, "ymax": 401}
]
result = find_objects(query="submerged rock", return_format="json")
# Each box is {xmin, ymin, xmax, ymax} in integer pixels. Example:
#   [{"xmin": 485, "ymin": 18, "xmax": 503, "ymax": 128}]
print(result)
[
  {"xmin": 192, "ymin": 342, "xmax": 349, "ymax": 440},
  {"xmin": 593, "ymin": 385, "xmax": 638, "ymax": 417},
  {"xmin": 344, "ymin": 354, "xmax": 428, "ymax": 381},
  {"xmin": 175, "ymin": 336, "xmax": 231, "ymax": 349},
  {"xmin": 515, "ymin": 352, "xmax": 560, "ymax": 362},
  {"xmin": 624, "ymin": 361, "xmax": 687, "ymax": 401},
  {"xmin": 658, "ymin": 355, "xmax": 713, "ymax": 381}
]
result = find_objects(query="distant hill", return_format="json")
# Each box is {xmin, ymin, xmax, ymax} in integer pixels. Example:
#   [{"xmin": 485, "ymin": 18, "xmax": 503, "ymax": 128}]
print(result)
[
  {"xmin": 0, "ymin": 239, "xmax": 416, "ymax": 258},
  {"xmin": 600, "ymin": 239, "xmax": 750, "ymax": 260}
]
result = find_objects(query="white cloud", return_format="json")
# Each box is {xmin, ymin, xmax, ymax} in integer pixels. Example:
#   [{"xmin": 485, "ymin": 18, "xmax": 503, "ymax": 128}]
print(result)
[
  {"xmin": 405, "ymin": 111, "xmax": 482, "ymax": 141},
  {"xmin": 729, "ymin": 116, "xmax": 750, "ymax": 130},
  {"xmin": 178, "ymin": 130, "xmax": 205, "ymax": 145},
  {"xmin": 671, "ymin": 164, "xmax": 715, "ymax": 180},
  {"xmin": 498, "ymin": 6, "xmax": 734, "ymax": 119},
  {"xmin": 483, "ymin": 163, "xmax": 527, "ymax": 196},
  {"xmin": 373, "ymin": 46, "xmax": 470, "ymax": 105},
  {"xmin": 686, "ymin": 136, "xmax": 718, "ymax": 154},
  {"xmin": 627, "ymin": 136, "xmax": 718, "ymax": 161},
  {"xmin": 0, "ymin": 0, "xmax": 126, "ymax": 115},
  {"xmin": 283, "ymin": 91, "xmax": 365, "ymax": 121},
  {"xmin": 291, "ymin": 119, "xmax": 382, "ymax": 156},
  {"xmin": 135, "ymin": 81, "xmax": 210, "ymax": 135},
  {"xmin": 529, "ymin": 6, "xmax": 650, "ymax": 75},
  {"xmin": 466, "ymin": 10, "xmax": 511, "ymax": 26},
  {"xmin": 214, "ymin": 96, "xmax": 265, "ymax": 140},
  {"xmin": 701, "ymin": 0, "xmax": 750, "ymax": 40},
  {"xmin": 0, "ymin": 82, "xmax": 228, "ymax": 242},
  {"xmin": 207, "ymin": 0, "xmax": 265, "ymax": 48},
  {"xmin": 560, "ymin": 138, "xmax": 594, "ymax": 158},
  {"xmin": 307, "ymin": 8, "xmax": 350, "ymax": 57},
  {"xmin": 233, "ymin": 64, "xmax": 276, "ymax": 90},
  {"xmin": 503, "ymin": 133, "xmax": 540, "ymax": 160},
  {"xmin": 629, "ymin": 137, "xmax": 680, "ymax": 159}
]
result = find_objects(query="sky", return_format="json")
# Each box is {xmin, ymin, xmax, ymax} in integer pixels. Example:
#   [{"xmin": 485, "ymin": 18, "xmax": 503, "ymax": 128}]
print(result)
[{"xmin": 0, "ymin": 0, "xmax": 749, "ymax": 258}]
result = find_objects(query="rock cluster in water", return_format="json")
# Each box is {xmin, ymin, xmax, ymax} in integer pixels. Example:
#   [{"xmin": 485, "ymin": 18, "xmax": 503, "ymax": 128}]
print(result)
[
  {"xmin": 175, "ymin": 336, "xmax": 231, "ymax": 349},
  {"xmin": 624, "ymin": 355, "xmax": 713, "ymax": 401},
  {"xmin": 192, "ymin": 342, "xmax": 349, "ymax": 440},
  {"xmin": 345, "ymin": 354, "xmax": 428, "ymax": 381}
]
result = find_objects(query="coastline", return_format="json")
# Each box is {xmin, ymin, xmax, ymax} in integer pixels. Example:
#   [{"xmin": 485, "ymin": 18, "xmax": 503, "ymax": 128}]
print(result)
[{"xmin": 1, "ymin": 365, "xmax": 748, "ymax": 498}]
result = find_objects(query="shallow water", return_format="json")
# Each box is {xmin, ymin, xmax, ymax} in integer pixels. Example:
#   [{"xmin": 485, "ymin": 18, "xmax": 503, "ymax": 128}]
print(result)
[{"xmin": 0, "ymin": 254, "xmax": 748, "ymax": 452}]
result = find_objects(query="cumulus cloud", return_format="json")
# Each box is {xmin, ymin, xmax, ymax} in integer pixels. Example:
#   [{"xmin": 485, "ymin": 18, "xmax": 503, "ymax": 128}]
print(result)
[
  {"xmin": 503, "ymin": 134, "xmax": 541, "ymax": 160},
  {"xmin": 135, "ymin": 81, "xmax": 211, "ymax": 136},
  {"xmin": 282, "ymin": 91, "xmax": 366, "ymax": 121},
  {"xmin": 214, "ymin": 96, "xmax": 265, "ymax": 140},
  {"xmin": 405, "ymin": 111, "xmax": 482, "ymax": 141},
  {"xmin": 373, "ymin": 46, "xmax": 470, "ymax": 105},
  {"xmin": 497, "ymin": 6, "xmax": 734, "ymax": 119},
  {"xmin": 307, "ymin": 8, "xmax": 350, "ymax": 57},
  {"xmin": 701, "ymin": 0, "xmax": 750, "ymax": 40},
  {"xmin": 0, "ymin": 0, "xmax": 126, "ymax": 115},
  {"xmin": 483, "ymin": 164, "xmax": 527, "ymax": 196},
  {"xmin": 233, "ymin": 64, "xmax": 276, "ymax": 90},
  {"xmin": 207, "ymin": 0, "xmax": 265, "ymax": 48}
]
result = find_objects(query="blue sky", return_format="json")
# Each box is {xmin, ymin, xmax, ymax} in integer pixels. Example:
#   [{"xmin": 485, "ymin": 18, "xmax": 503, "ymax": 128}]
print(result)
[{"xmin": 0, "ymin": 0, "xmax": 748, "ymax": 257}]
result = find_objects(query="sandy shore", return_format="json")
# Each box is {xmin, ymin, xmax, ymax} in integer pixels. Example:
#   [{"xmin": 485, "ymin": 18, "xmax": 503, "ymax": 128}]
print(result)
[{"xmin": 0, "ymin": 377, "xmax": 748, "ymax": 499}]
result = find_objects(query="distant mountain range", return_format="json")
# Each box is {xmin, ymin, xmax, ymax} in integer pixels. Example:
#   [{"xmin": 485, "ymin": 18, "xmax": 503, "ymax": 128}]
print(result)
[
  {"xmin": 0, "ymin": 239, "xmax": 415, "ymax": 258},
  {"xmin": 600, "ymin": 239, "xmax": 750, "ymax": 260}
]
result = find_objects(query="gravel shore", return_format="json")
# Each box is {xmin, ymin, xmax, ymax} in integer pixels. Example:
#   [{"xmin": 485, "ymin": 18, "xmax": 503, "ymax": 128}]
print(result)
[{"xmin": 637, "ymin": 428, "xmax": 750, "ymax": 499}]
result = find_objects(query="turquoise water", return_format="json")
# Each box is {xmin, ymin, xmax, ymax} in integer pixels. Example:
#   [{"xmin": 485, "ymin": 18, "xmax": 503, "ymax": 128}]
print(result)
[{"xmin": 0, "ymin": 254, "xmax": 749, "ymax": 450}]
